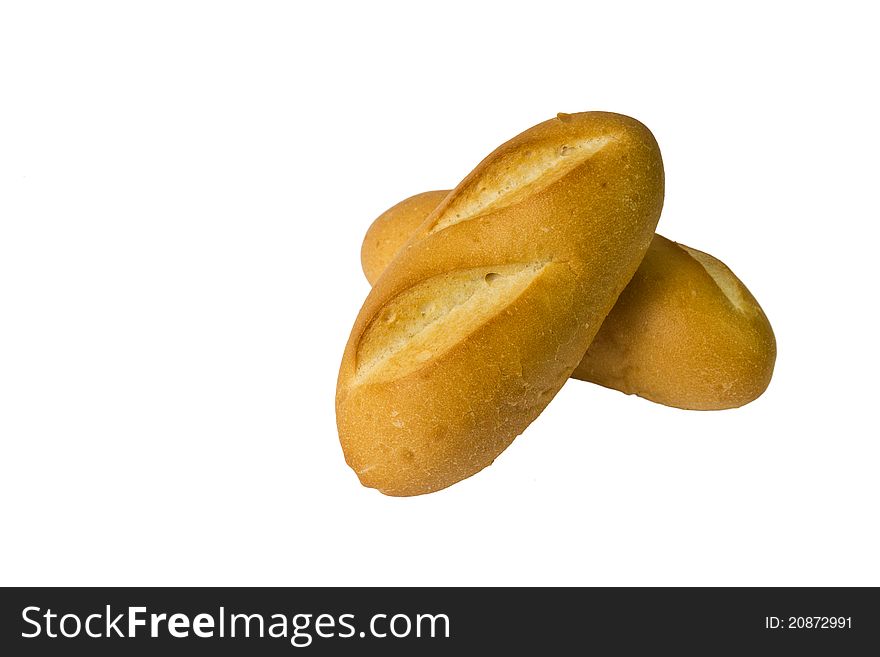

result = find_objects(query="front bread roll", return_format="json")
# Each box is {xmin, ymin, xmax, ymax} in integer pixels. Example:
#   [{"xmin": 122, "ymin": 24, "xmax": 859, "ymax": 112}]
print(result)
[
  {"xmin": 337, "ymin": 112, "xmax": 664, "ymax": 495},
  {"xmin": 362, "ymin": 192, "xmax": 776, "ymax": 411}
]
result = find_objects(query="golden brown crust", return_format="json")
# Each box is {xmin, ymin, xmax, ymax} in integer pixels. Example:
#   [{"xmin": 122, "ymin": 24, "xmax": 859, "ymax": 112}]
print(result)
[
  {"xmin": 361, "ymin": 191, "xmax": 450, "ymax": 284},
  {"xmin": 337, "ymin": 112, "xmax": 664, "ymax": 496},
  {"xmin": 574, "ymin": 236, "xmax": 776, "ymax": 410},
  {"xmin": 362, "ymin": 197, "xmax": 776, "ymax": 412}
]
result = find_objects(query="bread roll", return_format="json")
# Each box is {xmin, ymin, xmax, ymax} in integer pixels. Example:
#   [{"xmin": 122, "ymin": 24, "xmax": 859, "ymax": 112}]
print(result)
[
  {"xmin": 337, "ymin": 112, "xmax": 664, "ymax": 495},
  {"xmin": 362, "ymin": 192, "xmax": 776, "ymax": 411}
]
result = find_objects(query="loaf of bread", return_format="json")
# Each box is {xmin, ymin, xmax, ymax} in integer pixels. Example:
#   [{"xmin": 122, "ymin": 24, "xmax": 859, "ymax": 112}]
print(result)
[
  {"xmin": 337, "ymin": 112, "xmax": 665, "ymax": 495},
  {"xmin": 362, "ymin": 192, "xmax": 776, "ymax": 410}
]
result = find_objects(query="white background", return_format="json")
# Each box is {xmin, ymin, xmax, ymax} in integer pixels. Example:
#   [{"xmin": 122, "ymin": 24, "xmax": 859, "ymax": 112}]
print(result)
[{"xmin": 2, "ymin": 1, "xmax": 878, "ymax": 586}]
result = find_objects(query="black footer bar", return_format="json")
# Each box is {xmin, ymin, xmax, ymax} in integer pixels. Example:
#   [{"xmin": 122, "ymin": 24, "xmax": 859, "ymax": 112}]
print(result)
[{"xmin": 2, "ymin": 587, "xmax": 877, "ymax": 654}]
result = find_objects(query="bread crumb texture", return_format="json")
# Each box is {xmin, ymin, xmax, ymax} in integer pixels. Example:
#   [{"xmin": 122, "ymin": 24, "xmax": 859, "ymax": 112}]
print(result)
[
  {"xmin": 353, "ymin": 262, "xmax": 548, "ymax": 386},
  {"xmin": 430, "ymin": 136, "xmax": 610, "ymax": 233}
]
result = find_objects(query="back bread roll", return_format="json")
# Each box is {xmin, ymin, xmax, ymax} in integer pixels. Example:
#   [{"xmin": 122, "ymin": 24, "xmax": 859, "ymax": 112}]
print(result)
[
  {"xmin": 362, "ymin": 192, "xmax": 776, "ymax": 411},
  {"xmin": 572, "ymin": 237, "xmax": 775, "ymax": 409},
  {"xmin": 337, "ymin": 112, "xmax": 664, "ymax": 496}
]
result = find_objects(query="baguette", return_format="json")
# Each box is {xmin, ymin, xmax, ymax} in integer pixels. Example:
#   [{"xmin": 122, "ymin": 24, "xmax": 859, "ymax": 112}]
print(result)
[
  {"xmin": 337, "ymin": 112, "xmax": 664, "ymax": 495},
  {"xmin": 362, "ymin": 192, "xmax": 776, "ymax": 410}
]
